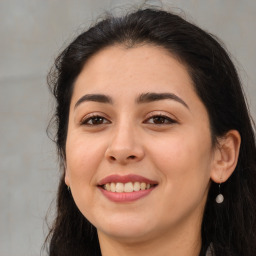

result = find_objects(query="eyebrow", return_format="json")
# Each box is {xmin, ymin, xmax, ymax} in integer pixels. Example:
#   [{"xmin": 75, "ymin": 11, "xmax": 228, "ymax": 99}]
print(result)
[
  {"xmin": 136, "ymin": 92, "xmax": 189, "ymax": 109},
  {"xmin": 74, "ymin": 92, "xmax": 189, "ymax": 109},
  {"xmin": 74, "ymin": 94, "xmax": 113, "ymax": 109}
]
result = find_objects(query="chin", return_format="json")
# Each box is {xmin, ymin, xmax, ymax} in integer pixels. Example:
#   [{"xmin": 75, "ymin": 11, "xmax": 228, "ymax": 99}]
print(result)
[
  {"xmin": 98, "ymin": 227, "xmax": 154, "ymax": 244},
  {"xmin": 95, "ymin": 215, "xmax": 156, "ymax": 242}
]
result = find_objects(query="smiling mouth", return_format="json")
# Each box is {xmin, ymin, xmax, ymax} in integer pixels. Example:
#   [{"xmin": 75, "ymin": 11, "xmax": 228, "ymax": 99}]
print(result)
[
  {"xmin": 100, "ymin": 182, "xmax": 157, "ymax": 193},
  {"xmin": 98, "ymin": 174, "xmax": 158, "ymax": 202}
]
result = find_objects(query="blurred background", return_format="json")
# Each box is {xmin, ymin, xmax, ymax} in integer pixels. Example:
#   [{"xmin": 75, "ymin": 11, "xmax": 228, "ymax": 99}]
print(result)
[{"xmin": 0, "ymin": 0, "xmax": 255, "ymax": 255}]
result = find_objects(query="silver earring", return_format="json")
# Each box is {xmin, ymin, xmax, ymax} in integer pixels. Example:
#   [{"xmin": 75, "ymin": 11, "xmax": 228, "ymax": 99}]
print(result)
[
  {"xmin": 215, "ymin": 183, "xmax": 224, "ymax": 203},
  {"xmin": 67, "ymin": 186, "xmax": 71, "ymax": 192}
]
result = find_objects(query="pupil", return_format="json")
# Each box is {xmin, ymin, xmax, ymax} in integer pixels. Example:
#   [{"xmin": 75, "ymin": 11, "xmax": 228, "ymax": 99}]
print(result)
[
  {"xmin": 153, "ymin": 116, "xmax": 165, "ymax": 124},
  {"xmin": 92, "ymin": 117, "xmax": 103, "ymax": 124}
]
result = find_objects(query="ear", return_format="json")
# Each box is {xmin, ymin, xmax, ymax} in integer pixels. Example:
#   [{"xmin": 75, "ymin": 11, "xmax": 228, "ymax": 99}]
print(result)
[
  {"xmin": 64, "ymin": 166, "xmax": 71, "ymax": 187},
  {"xmin": 210, "ymin": 130, "xmax": 241, "ymax": 183}
]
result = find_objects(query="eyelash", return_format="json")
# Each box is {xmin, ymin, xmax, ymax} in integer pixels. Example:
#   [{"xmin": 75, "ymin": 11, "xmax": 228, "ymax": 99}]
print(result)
[
  {"xmin": 81, "ymin": 114, "xmax": 111, "ymax": 126},
  {"xmin": 144, "ymin": 114, "xmax": 177, "ymax": 125},
  {"xmin": 81, "ymin": 113, "xmax": 176, "ymax": 126}
]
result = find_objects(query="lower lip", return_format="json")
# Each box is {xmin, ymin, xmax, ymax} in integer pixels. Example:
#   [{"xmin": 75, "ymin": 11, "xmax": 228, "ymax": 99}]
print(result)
[{"xmin": 98, "ymin": 186, "xmax": 156, "ymax": 202}]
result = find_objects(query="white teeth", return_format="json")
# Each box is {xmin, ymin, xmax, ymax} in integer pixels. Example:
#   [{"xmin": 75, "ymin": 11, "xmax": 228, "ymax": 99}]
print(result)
[
  {"xmin": 103, "ymin": 182, "xmax": 154, "ymax": 193},
  {"xmin": 115, "ymin": 182, "xmax": 124, "ymax": 192},
  {"xmin": 110, "ymin": 182, "xmax": 116, "ymax": 192},
  {"xmin": 105, "ymin": 183, "xmax": 111, "ymax": 191},
  {"xmin": 140, "ymin": 182, "xmax": 146, "ymax": 190},
  {"xmin": 124, "ymin": 182, "xmax": 133, "ymax": 192},
  {"xmin": 133, "ymin": 182, "xmax": 140, "ymax": 191}
]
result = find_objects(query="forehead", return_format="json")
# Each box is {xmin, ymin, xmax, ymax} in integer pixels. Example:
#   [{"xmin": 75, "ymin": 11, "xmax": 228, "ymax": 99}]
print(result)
[{"xmin": 72, "ymin": 44, "xmax": 195, "ymax": 99}]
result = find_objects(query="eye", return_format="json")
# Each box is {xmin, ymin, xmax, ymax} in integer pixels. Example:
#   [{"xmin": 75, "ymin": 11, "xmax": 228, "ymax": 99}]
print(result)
[
  {"xmin": 144, "ymin": 115, "xmax": 176, "ymax": 125},
  {"xmin": 81, "ymin": 115, "xmax": 110, "ymax": 126}
]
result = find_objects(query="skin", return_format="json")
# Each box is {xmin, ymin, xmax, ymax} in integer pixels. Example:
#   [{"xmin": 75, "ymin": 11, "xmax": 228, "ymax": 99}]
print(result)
[{"xmin": 65, "ymin": 45, "xmax": 241, "ymax": 256}]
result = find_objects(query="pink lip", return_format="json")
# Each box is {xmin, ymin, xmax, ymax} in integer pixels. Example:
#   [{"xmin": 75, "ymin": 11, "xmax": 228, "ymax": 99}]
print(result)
[
  {"xmin": 97, "ymin": 174, "xmax": 158, "ymax": 203},
  {"xmin": 98, "ymin": 186, "xmax": 156, "ymax": 202},
  {"xmin": 98, "ymin": 174, "xmax": 158, "ymax": 186}
]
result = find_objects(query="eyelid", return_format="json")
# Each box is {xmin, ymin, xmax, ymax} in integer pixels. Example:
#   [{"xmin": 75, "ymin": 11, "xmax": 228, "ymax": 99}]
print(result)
[
  {"xmin": 80, "ymin": 112, "xmax": 111, "ymax": 125},
  {"xmin": 143, "ymin": 111, "xmax": 178, "ymax": 124}
]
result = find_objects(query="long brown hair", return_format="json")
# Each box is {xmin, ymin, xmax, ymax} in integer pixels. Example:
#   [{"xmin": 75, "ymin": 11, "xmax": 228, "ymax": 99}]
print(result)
[{"xmin": 44, "ymin": 7, "xmax": 256, "ymax": 256}]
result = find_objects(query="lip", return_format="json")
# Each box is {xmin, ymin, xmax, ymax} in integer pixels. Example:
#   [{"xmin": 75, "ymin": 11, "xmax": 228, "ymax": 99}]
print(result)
[
  {"xmin": 97, "ymin": 174, "xmax": 158, "ymax": 203},
  {"xmin": 98, "ymin": 174, "xmax": 158, "ymax": 186},
  {"xmin": 98, "ymin": 186, "xmax": 156, "ymax": 202}
]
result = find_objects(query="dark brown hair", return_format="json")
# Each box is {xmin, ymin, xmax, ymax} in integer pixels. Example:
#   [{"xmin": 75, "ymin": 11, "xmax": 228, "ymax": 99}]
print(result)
[{"xmin": 45, "ymin": 7, "xmax": 256, "ymax": 256}]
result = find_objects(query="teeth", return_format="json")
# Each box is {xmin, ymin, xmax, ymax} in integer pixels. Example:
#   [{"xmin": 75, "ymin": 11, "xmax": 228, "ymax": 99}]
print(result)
[
  {"xmin": 115, "ymin": 182, "xmax": 124, "ymax": 193},
  {"xmin": 103, "ymin": 182, "xmax": 154, "ymax": 192},
  {"xmin": 110, "ymin": 182, "xmax": 116, "ymax": 192},
  {"xmin": 140, "ymin": 182, "xmax": 146, "ymax": 190},
  {"xmin": 124, "ymin": 182, "xmax": 133, "ymax": 192},
  {"xmin": 134, "ymin": 182, "xmax": 140, "ymax": 191},
  {"xmin": 105, "ymin": 183, "xmax": 111, "ymax": 191}
]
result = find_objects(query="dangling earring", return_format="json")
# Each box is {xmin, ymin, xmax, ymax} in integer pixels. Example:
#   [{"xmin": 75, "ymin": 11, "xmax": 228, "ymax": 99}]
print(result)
[
  {"xmin": 215, "ymin": 183, "xmax": 224, "ymax": 204},
  {"xmin": 67, "ymin": 186, "xmax": 71, "ymax": 193}
]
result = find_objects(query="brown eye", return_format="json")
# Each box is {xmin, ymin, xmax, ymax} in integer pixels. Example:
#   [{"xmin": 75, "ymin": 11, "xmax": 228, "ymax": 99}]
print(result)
[
  {"xmin": 145, "ymin": 115, "xmax": 176, "ymax": 125},
  {"xmin": 153, "ymin": 116, "xmax": 167, "ymax": 124},
  {"xmin": 82, "ymin": 116, "xmax": 110, "ymax": 126}
]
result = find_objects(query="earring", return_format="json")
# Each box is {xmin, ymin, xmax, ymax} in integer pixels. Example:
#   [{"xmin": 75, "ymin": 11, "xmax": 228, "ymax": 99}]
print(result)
[
  {"xmin": 215, "ymin": 183, "xmax": 224, "ymax": 204},
  {"xmin": 67, "ymin": 186, "xmax": 71, "ymax": 192}
]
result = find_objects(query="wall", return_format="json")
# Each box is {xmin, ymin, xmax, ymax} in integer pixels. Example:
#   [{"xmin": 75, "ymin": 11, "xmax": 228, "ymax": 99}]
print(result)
[{"xmin": 0, "ymin": 0, "xmax": 255, "ymax": 255}]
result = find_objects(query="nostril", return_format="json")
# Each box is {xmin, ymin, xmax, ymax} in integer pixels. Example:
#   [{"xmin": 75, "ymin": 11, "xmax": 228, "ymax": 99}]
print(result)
[
  {"xmin": 110, "ymin": 156, "xmax": 116, "ymax": 161},
  {"xmin": 128, "ymin": 155, "xmax": 136, "ymax": 159}
]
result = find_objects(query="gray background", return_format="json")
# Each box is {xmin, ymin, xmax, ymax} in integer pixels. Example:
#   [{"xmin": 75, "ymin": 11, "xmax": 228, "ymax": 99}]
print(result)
[{"xmin": 0, "ymin": 0, "xmax": 255, "ymax": 255}]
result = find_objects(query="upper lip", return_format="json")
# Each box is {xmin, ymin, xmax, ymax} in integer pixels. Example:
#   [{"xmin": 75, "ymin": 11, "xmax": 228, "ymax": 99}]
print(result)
[{"xmin": 98, "ymin": 174, "xmax": 158, "ymax": 186}]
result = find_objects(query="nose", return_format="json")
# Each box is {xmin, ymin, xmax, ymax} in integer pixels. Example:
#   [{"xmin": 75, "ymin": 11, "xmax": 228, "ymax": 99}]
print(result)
[{"xmin": 105, "ymin": 124, "xmax": 145, "ymax": 165}]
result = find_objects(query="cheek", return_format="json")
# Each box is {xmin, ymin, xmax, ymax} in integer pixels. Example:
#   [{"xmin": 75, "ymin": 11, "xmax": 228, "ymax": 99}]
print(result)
[
  {"xmin": 148, "ymin": 130, "xmax": 213, "ymax": 190},
  {"xmin": 65, "ymin": 132, "xmax": 106, "ymax": 186},
  {"xmin": 146, "ymin": 133, "xmax": 212, "ymax": 221},
  {"xmin": 65, "ymin": 133, "xmax": 109, "ymax": 219}
]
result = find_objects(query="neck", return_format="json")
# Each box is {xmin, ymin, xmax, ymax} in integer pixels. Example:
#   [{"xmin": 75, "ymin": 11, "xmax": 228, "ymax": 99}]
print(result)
[{"xmin": 98, "ymin": 219, "xmax": 202, "ymax": 256}]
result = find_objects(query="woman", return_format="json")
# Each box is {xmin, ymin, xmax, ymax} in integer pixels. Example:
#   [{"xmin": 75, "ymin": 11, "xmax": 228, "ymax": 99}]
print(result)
[{"xmin": 45, "ymin": 7, "xmax": 256, "ymax": 256}]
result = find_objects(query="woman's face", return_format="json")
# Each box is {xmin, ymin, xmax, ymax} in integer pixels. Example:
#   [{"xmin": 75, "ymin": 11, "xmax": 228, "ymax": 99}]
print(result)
[{"xmin": 65, "ymin": 45, "xmax": 216, "ymax": 243}]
